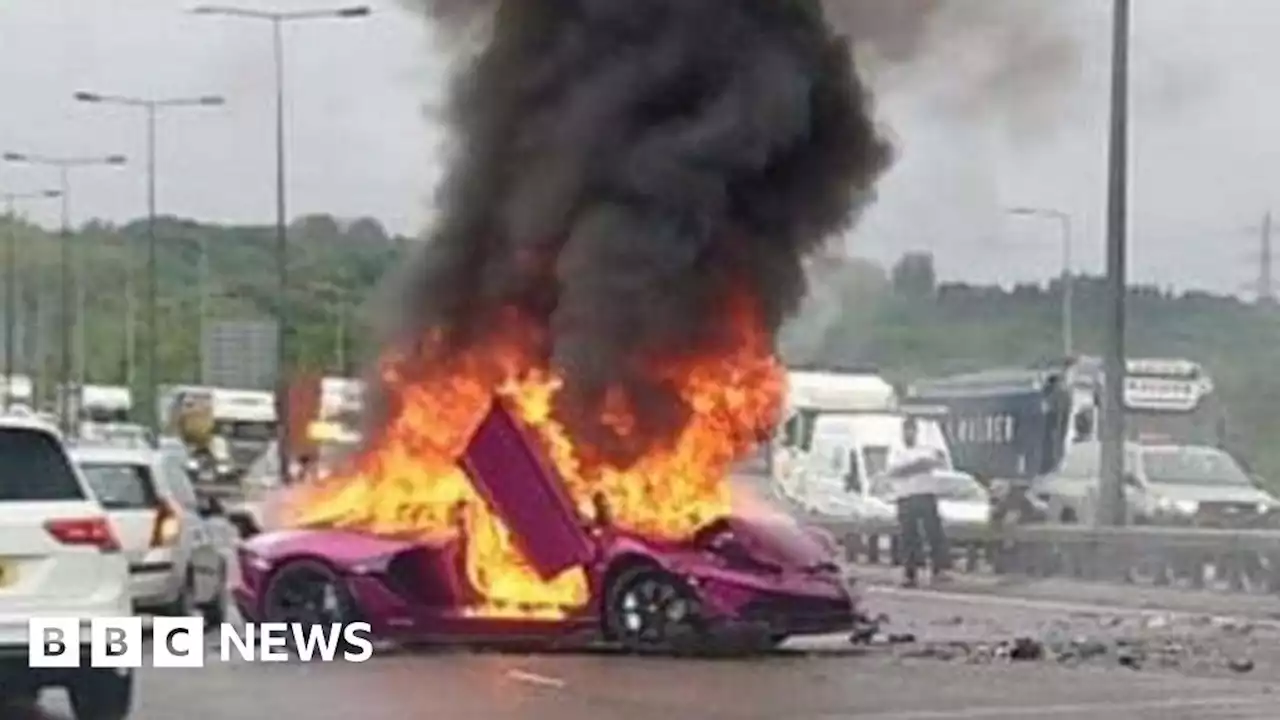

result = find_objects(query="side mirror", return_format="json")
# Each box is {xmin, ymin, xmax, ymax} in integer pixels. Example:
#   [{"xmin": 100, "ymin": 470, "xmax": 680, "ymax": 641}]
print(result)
[{"xmin": 1123, "ymin": 473, "xmax": 1142, "ymax": 489}]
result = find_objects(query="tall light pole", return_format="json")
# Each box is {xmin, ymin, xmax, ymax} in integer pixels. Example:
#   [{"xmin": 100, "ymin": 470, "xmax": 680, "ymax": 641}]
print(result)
[
  {"xmin": 74, "ymin": 91, "xmax": 225, "ymax": 442},
  {"xmin": 1007, "ymin": 207, "xmax": 1074, "ymax": 357},
  {"xmin": 1, "ymin": 152, "xmax": 127, "ymax": 435},
  {"xmin": 1099, "ymin": 0, "xmax": 1131, "ymax": 528},
  {"xmin": 1, "ymin": 189, "xmax": 61, "ymax": 408},
  {"xmin": 191, "ymin": 3, "xmax": 371, "ymax": 484}
]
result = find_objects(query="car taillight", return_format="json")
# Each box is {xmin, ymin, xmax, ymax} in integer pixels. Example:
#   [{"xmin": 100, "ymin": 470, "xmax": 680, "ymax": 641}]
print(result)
[
  {"xmin": 45, "ymin": 517, "xmax": 120, "ymax": 552},
  {"xmin": 151, "ymin": 501, "xmax": 181, "ymax": 548}
]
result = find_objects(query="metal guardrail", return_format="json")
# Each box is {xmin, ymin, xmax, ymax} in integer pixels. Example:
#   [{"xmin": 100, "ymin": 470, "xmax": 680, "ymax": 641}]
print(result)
[{"xmin": 813, "ymin": 517, "xmax": 1280, "ymax": 595}]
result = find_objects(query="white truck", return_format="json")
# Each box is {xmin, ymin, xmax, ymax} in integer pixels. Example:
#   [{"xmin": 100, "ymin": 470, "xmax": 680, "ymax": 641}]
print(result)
[
  {"xmin": 771, "ymin": 369, "xmax": 898, "ymax": 496},
  {"xmin": 158, "ymin": 385, "xmax": 278, "ymax": 476}
]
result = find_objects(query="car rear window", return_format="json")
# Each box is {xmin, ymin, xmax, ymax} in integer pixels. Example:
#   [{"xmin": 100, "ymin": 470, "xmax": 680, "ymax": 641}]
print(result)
[
  {"xmin": 79, "ymin": 463, "xmax": 159, "ymax": 510},
  {"xmin": 0, "ymin": 428, "xmax": 84, "ymax": 501}
]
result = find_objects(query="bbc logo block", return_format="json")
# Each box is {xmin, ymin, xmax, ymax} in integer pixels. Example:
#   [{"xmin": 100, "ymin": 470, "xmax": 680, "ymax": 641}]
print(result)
[
  {"xmin": 30, "ymin": 617, "xmax": 199, "ymax": 668},
  {"xmin": 28, "ymin": 618, "xmax": 82, "ymax": 668},
  {"xmin": 28, "ymin": 618, "xmax": 374, "ymax": 667}
]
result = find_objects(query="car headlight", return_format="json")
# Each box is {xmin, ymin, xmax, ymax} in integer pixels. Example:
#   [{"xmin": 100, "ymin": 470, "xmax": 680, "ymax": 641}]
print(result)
[{"xmin": 1258, "ymin": 502, "xmax": 1272, "ymax": 514}]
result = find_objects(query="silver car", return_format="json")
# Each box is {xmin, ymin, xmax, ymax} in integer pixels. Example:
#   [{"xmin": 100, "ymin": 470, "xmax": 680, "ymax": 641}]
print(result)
[
  {"xmin": 1033, "ymin": 441, "xmax": 1277, "ymax": 527},
  {"xmin": 69, "ymin": 444, "xmax": 228, "ymax": 623}
]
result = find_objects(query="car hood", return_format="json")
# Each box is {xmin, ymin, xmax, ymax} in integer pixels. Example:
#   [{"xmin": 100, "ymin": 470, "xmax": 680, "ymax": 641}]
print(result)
[
  {"xmin": 1148, "ymin": 483, "xmax": 1274, "ymax": 504},
  {"xmin": 720, "ymin": 514, "xmax": 836, "ymax": 570}
]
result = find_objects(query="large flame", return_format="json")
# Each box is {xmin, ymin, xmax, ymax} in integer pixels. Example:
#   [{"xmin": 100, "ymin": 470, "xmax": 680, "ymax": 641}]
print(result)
[{"xmin": 280, "ymin": 296, "xmax": 784, "ymax": 619}]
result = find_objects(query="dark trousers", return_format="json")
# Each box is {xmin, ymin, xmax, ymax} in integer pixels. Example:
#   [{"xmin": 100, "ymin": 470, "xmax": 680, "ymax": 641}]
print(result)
[{"xmin": 897, "ymin": 493, "xmax": 950, "ymax": 579}]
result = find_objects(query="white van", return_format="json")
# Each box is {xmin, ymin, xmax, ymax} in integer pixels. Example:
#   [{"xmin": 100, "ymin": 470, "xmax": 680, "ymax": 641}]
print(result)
[
  {"xmin": 772, "ymin": 370, "xmax": 898, "ymax": 494},
  {"xmin": 791, "ymin": 412, "xmax": 991, "ymax": 527}
]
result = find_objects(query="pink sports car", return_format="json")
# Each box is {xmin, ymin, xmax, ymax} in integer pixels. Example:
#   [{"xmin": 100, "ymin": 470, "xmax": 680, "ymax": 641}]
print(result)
[{"xmin": 232, "ymin": 404, "xmax": 870, "ymax": 653}]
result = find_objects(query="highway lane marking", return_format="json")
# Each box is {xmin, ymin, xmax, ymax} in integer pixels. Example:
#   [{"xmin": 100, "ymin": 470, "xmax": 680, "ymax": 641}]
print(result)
[
  {"xmin": 866, "ymin": 584, "xmax": 1280, "ymax": 629},
  {"xmin": 844, "ymin": 694, "xmax": 1273, "ymax": 719},
  {"xmin": 506, "ymin": 669, "xmax": 567, "ymax": 689}
]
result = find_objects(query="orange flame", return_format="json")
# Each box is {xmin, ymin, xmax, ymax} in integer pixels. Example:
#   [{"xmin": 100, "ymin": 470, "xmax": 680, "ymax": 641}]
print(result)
[{"xmin": 281, "ymin": 295, "xmax": 783, "ymax": 619}]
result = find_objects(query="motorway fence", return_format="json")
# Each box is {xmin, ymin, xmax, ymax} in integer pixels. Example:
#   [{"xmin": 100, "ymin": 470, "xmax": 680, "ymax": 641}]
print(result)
[{"xmin": 812, "ymin": 516, "xmax": 1280, "ymax": 596}]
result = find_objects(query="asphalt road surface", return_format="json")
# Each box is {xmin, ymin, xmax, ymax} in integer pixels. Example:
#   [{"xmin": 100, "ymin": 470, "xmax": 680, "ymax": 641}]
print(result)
[
  {"xmin": 23, "ymin": 641, "xmax": 1278, "ymax": 720},
  {"xmin": 21, "ymin": 587, "xmax": 1280, "ymax": 720}
]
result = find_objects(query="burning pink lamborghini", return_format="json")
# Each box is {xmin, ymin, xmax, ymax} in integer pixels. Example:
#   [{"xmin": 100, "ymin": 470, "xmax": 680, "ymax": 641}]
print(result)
[{"xmin": 232, "ymin": 403, "xmax": 869, "ymax": 653}]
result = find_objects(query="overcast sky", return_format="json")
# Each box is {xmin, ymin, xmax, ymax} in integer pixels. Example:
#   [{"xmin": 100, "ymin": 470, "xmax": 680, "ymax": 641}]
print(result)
[{"xmin": 1, "ymin": 0, "xmax": 1278, "ymax": 296}]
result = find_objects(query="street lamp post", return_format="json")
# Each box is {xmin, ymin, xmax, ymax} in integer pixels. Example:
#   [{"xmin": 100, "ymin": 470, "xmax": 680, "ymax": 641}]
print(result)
[
  {"xmin": 1099, "ymin": 0, "xmax": 1132, "ymax": 529},
  {"xmin": 1, "ymin": 189, "xmax": 61, "ymax": 409},
  {"xmin": 1007, "ymin": 207, "xmax": 1074, "ymax": 357},
  {"xmin": 74, "ymin": 91, "xmax": 225, "ymax": 442},
  {"xmin": 191, "ymin": 3, "xmax": 371, "ymax": 484},
  {"xmin": 1, "ymin": 152, "xmax": 127, "ymax": 435}
]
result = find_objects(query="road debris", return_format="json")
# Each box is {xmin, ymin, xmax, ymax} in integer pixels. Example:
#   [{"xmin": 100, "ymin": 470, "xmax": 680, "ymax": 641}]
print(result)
[{"xmin": 872, "ymin": 605, "xmax": 1270, "ymax": 676}]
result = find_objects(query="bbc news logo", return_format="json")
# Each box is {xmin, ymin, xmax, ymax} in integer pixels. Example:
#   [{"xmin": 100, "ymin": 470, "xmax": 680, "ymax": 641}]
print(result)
[{"xmin": 28, "ymin": 618, "xmax": 374, "ymax": 667}]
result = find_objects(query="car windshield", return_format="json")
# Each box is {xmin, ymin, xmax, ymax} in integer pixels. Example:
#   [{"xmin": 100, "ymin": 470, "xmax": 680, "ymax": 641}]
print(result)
[
  {"xmin": 863, "ymin": 446, "xmax": 891, "ymax": 477},
  {"xmin": 1141, "ymin": 448, "xmax": 1252, "ymax": 487},
  {"xmin": 79, "ymin": 463, "xmax": 159, "ymax": 509}
]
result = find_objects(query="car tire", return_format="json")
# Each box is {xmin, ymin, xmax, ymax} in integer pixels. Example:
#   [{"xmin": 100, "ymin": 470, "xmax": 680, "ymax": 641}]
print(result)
[
  {"xmin": 0, "ymin": 681, "xmax": 39, "ymax": 709},
  {"xmin": 67, "ymin": 668, "xmax": 132, "ymax": 720},
  {"xmin": 604, "ymin": 566, "xmax": 704, "ymax": 655},
  {"xmin": 261, "ymin": 559, "xmax": 360, "ymax": 657}
]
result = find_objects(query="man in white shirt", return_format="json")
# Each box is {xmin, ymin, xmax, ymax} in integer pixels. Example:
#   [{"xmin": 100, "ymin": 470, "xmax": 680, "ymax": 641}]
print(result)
[{"xmin": 884, "ymin": 417, "xmax": 951, "ymax": 587}]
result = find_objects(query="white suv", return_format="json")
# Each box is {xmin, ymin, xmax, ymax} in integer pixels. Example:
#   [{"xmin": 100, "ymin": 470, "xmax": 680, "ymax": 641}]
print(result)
[{"xmin": 0, "ymin": 414, "xmax": 133, "ymax": 718}]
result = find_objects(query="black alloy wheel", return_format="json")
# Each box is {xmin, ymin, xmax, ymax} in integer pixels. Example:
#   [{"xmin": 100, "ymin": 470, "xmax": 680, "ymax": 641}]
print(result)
[
  {"xmin": 606, "ymin": 567, "xmax": 704, "ymax": 654},
  {"xmin": 261, "ymin": 559, "xmax": 358, "ymax": 647}
]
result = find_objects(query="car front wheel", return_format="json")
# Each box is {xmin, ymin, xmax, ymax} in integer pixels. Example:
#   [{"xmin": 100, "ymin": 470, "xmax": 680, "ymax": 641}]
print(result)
[
  {"xmin": 605, "ymin": 567, "xmax": 704, "ymax": 654},
  {"xmin": 67, "ymin": 668, "xmax": 132, "ymax": 720}
]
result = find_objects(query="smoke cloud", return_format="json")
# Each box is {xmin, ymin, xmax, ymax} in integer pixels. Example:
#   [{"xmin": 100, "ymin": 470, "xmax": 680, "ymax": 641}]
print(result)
[
  {"xmin": 824, "ymin": 0, "xmax": 1080, "ymax": 135},
  {"xmin": 382, "ymin": 0, "xmax": 892, "ymax": 463}
]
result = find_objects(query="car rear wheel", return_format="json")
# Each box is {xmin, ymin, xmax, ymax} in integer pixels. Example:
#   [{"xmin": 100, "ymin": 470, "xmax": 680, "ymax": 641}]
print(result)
[
  {"xmin": 261, "ymin": 560, "xmax": 360, "ymax": 655},
  {"xmin": 605, "ymin": 567, "xmax": 704, "ymax": 654},
  {"xmin": 67, "ymin": 668, "xmax": 132, "ymax": 720},
  {"xmin": 0, "ymin": 681, "xmax": 38, "ymax": 710}
]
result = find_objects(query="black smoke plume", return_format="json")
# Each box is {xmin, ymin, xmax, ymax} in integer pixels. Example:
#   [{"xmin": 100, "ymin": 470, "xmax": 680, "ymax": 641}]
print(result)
[{"xmin": 382, "ymin": 0, "xmax": 891, "ymax": 463}]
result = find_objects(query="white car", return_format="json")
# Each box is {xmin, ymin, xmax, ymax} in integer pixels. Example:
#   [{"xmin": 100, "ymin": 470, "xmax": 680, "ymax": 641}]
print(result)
[
  {"xmin": 69, "ymin": 444, "xmax": 228, "ymax": 622},
  {"xmin": 0, "ymin": 413, "xmax": 133, "ymax": 718}
]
